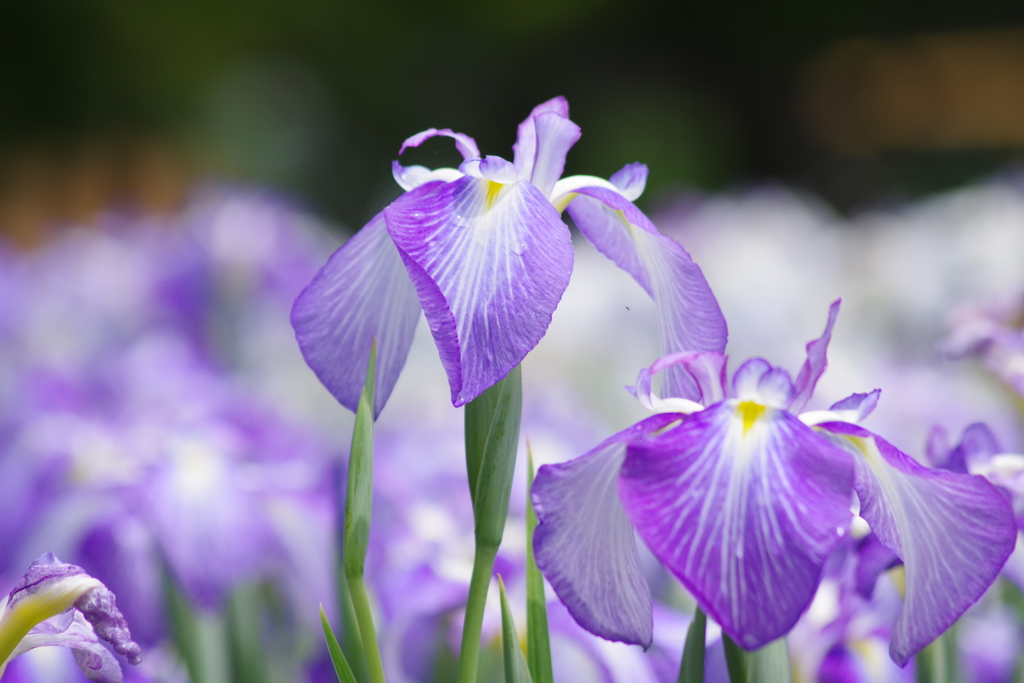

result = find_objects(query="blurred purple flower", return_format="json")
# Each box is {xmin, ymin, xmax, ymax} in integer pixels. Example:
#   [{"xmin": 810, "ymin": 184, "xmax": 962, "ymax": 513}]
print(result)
[
  {"xmin": 291, "ymin": 97, "xmax": 726, "ymax": 413},
  {"xmin": 533, "ymin": 300, "xmax": 1015, "ymax": 665},
  {"xmin": 0, "ymin": 553, "xmax": 141, "ymax": 683}
]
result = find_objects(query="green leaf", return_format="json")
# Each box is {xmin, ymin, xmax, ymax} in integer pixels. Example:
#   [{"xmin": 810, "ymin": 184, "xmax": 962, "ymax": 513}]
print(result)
[
  {"xmin": 525, "ymin": 447, "xmax": 553, "ymax": 683},
  {"xmin": 227, "ymin": 584, "xmax": 267, "ymax": 683},
  {"xmin": 499, "ymin": 577, "xmax": 534, "ymax": 683},
  {"xmin": 321, "ymin": 606, "xmax": 359, "ymax": 683},
  {"xmin": 723, "ymin": 635, "xmax": 791, "ymax": 683},
  {"xmin": 677, "ymin": 608, "xmax": 706, "ymax": 683}
]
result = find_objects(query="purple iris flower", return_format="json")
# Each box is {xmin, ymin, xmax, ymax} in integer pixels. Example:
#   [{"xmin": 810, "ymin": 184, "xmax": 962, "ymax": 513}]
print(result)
[
  {"xmin": 291, "ymin": 97, "xmax": 726, "ymax": 413},
  {"xmin": 0, "ymin": 553, "xmax": 142, "ymax": 683},
  {"xmin": 532, "ymin": 300, "xmax": 1016, "ymax": 666}
]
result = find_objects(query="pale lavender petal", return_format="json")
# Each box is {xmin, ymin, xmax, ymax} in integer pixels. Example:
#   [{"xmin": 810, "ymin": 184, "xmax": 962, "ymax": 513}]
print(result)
[
  {"xmin": 648, "ymin": 351, "xmax": 728, "ymax": 405},
  {"xmin": 619, "ymin": 402, "xmax": 854, "ymax": 649},
  {"xmin": 757, "ymin": 367, "xmax": 796, "ymax": 409},
  {"xmin": 828, "ymin": 390, "xmax": 880, "ymax": 422},
  {"xmin": 458, "ymin": 156, "xmax": 519, "ymax": 184},
  {"xmin": 391, "ymin": 161, "xmax": 462, "ymax": 192},
  {"xmin": 609, "ymin": 163, "xmax": 648, "ymax": 202},
  {"xmin": 533, "ymin": 415, "xmax": 681, "ymax": 648},
  {"xmin": 819, "ymin": 422, "xmax": 1017, "ymax": 666},
  {"xmin": 512, "ymin": 97, "xmax": 572, "ymax": 183},
  {"xmin": 791, "ymin": 299, "xmax": 841, "ymax": 413},
  {"xmin": 75, "ymin": 585, "xmax": 143, "ymax": 665},
  {"xmin": 924, "ymin": 425, "xmax": 950, "ymax": 468},
  {"xmin": 385, "ymin": 176, "xmax": 573, "ymax": 405},
  {"xmin": 528, "ymin": 112, "xmax": 581, "ymax": 198},
  {"xmin": 15, "ymin": 614, "xmax": 121, "ymax": 682},
  {"xmin": 732, "ymin": 358, "xmax": 772, "ymax": 400},
  {"xmin": 567, "ymin": 187, "xmax": 727, "ymax": 400},
  {"xmin": 292, "ymin": 199, "xmax": 424, "ymax": 417},
  {"xmin": 398, "ymin": 128, "xmax": 480, "ymax": 160}
]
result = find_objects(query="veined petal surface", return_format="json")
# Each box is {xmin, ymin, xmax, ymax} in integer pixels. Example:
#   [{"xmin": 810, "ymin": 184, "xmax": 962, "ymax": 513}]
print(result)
[
  {"xmin": 819, "ymin": 423, "xmax": 1016, "ymax": 666},
  {"xmin": 618, "ymin": 401, "xmax": 853, "ymax": 648},
  {"xmin": 533, "ymin": 415, "xmax": 681, "ymax": 647},
  {"xmin": 385, "ymin": 176, "xmax": 573, "ymax": 405},
  {"xmin": 566, "ymin": 187, "xmax": 726, "ymax": 400},
  {"xmin": 291, "ymin": 195, "xmax": 425, "ymax": 416}
]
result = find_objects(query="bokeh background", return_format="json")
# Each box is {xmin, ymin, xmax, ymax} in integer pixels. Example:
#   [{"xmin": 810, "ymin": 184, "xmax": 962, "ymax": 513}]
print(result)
[
  {"xmin": 7, "ymin": 0, "xmax": 1024, "ymax": 240},
  {"xmin": 6, "ymin": 3, "xmax": 1024, "ymax": 683}
]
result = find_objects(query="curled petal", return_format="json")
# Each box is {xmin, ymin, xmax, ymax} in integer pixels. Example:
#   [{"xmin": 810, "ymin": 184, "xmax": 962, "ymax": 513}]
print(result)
[
  {"xmin": 819, "ymin": 423, "xmax": 1016, "ymax": 666},
  {"xmin": 791, "ymin": 299, "xmax": 841, "ymax": 413},
  {"xmin": 512, "ymin": 97, "xmax": 575, "ymax": 187},
  {"xmin": 618, "ymin": 402, "xmax": 854, "ymax": 649},
  {"xmin": 385, "ymin": 176, "xmax": 573, "ymax": 405},
  {"xmin": 648, "ymin": 351, "xmax": 727, "ymax": 406},
  {"xmin": 626, "ymin": 366, "xmax": 704, "ymax": 414},
  {"xmin": 533, "ymin": 415, "xmax": 681, "ymax": 647},
  {"xmin": 459, "ymin": 156, "xmax": 519, "ymax": 184},
  {"xmin": 391, "ymin": 161, "xmax": 462, "ymax": 192},
  {"xmin": 566, "ymin": 187, "xmax": 727, "ymax": 401},
  {"xmin": 292, "ymin": 194, "xmax": 426, "ymax": 416},
  {"xmin": 800, "ymin": 390, "xmax": 881, "ymax": 427},
  {"xmin": 609, "ymin": 163, "xmax": 648, "ymax": 202},
  {"xmin": 398, "ymin": 128, "xmax": 480, "ymax": 160}
]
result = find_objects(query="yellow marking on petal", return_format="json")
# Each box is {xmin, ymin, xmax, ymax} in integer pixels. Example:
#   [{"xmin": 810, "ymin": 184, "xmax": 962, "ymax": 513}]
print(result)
[
  {"xmin": 737, "ymin": 401, "xmax": 766, "ymax": 435},
  {"xmin": 484, "ymin": 181, "xmax": 503, "ymax": 210},
  {"xmin": 551, "ymin": 192, "xmax": 577, "ymax": 213},
  {"xmin": 0, "ymin": 576, "xmax": 99, "ymax": 666}
]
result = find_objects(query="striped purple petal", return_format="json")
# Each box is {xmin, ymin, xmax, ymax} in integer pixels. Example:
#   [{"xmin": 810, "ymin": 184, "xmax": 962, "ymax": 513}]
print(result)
[
  {"xmin": 533, "ymin": 415, "xmax": 681, "ymax": 648},
  {"xmin": 819, "ymin": 422, "xmax": 1017, "ymax": 666},
  {"xmin": 385, "ymin": 175, "xmax": 573, "ymax": 405},
  {"xmin": 791, "ymin": 299, "xmax": 841, "ymax": 413},
  {"xmin": 618, "ymin": 401, "xmax": 854, "ymax": 649},
  {"xmin": 511, "ymin": 97, "xmax": 581, "ymax": 197},
  {"xmin": 566, "ymin": 185, "xmax": 727, "ymax": 401},
  {"xmin": 292, "ymin": 195, "xmax": 425, "ymax": 417}
]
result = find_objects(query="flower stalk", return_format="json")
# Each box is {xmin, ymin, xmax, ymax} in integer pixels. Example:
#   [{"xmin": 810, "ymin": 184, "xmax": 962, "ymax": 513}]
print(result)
[{"xmin": 459, "ymin": 366, "xmax": 523, "ymax": 683}]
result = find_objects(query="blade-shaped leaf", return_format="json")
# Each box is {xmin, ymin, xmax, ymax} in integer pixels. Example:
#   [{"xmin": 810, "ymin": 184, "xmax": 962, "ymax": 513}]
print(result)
[
  {"xmin": 678, "ymin": 608, "xmax": 706, "ymax": 683},
  {"xmin": 916, "ymin": 627, "xmax": 960, "ymax": 683},
  {"xmin": 526, "ymin": 447, "xmax": 553, "ymax": 683},
  {"xmin": 321, "ymin": 606, "xmax": 359, "ymax": 683},
  {"xmin": 499, "ymin": 577, "xmax": 534, "ymax": 683}
]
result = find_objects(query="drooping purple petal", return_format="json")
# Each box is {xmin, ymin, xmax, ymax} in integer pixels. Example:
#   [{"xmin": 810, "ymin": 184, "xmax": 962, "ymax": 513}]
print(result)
[
  {"xmin": 853, "ymin": 534, "xmax": 901, "ymax": 599},
  {"xmin": 818, "ymin": 422, "xmax": 1017, "ymax": 666},
  {"xmin": 512, "ymin": 97, "xmax": 573, "ymax": 185},
  {"xmin": 398, "ymin": 128, "xmax": 480, "ymax": 160},
  {"xmin": 533, "ymin": 415, "xmax": 681, "ymax": 648},
  {"xmin": 566, "ymin": 186, "xmax": 727, "ymax": 401},
  {"xmin": 791, "ymin": 299, "xmax": 841, "ymax": 413},
  {"xmin": 292, "ymin": 197, "xmax": 425, "ymax": 417},
  {"xmin": 385, "ymin": 176, "xmax": 573, "ymax": 405},
  {"xmin": 618, "ymin": 402, "xmax": 854, "ymax": 649}
]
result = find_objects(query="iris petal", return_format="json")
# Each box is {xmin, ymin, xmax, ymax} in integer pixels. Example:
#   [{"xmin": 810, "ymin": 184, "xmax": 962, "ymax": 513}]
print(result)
[
  {"xmin": 566, "ymin": 186, "xmax": 727, "ymax": 401},
  {"xmin": 512, "ymin": 97, "xmax": 572, "ymax": 183},
  {"xmin": 291, "ymin": 198, "xmax": 424, "ymax": 417},
  {"xmin": 619, "ymin": 402, "xmax": 853, "ymax": 649},
  {"xmin": 385, "ymin": 176, "xmax": 573, "ymax": 405},
  {"xmin": 533, "ymin": 416, "xmax": 681, "ymax": 648},
  {"xmin": 819, "ymin": 423, "xmax": 1017, "ymax": 666},
  {"xmin": 791, "ymin": 299, "xmax": 841, "ymax": 413}
]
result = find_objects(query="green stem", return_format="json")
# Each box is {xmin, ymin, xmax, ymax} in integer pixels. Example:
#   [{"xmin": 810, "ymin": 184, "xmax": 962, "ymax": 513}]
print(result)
[
  {"xmin": 348, "ymin": 577, "xmax": 387, "ymax": 683},
  {"xmin": 457, "ymin": 543, "xmax": 500, "ymax": 683}
]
